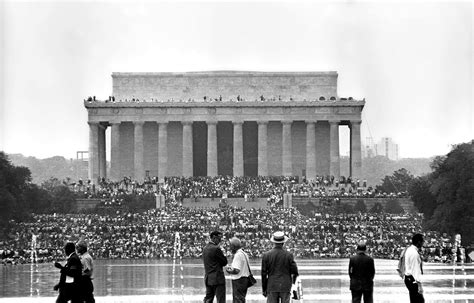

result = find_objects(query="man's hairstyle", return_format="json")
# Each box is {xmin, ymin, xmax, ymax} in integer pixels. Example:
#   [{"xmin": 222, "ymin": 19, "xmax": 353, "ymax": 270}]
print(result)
[
  {"xmin": 76, "ymin": 240, "xmax": 88, "ymax": 252},
  {"xmin": 64, "ymin": 242, "xmax": 76, "ymax": 254},
  {"xmin": 210, "ymin": 231, "xmax": 222, "ymax": 238},
  {"xmin": 356, "ymin": 240, "xmax": 367, "ymax": 251},
  {"xmin": 412, "ymin": 233, "xmax": 424, "ymax": 245}
]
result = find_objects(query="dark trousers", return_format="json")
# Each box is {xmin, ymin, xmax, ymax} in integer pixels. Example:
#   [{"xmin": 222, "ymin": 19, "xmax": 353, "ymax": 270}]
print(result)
[
  {"xmin": 266, "ymin": 291, "xmax": 290, "ymax": 303},
  {"xmin": 56, "ymin": 283, "xmax": 81, "ymax": 303},
  {"xmin": 231, "ymin": 277, "xmax": 249, "ymax": 303},
  {"xmin": 204, "ymin": 283, "xmax": 225, "ymax": 303},
  {"xmin": 404, "ymin": 275, "xmax": 425, "ymax": 303},
  {"xmin": 80, "ymin": 277, "xmax": 95, "ymax": 303},
  {"xmin": 351, "ymin": 289, "xmax": 373, "ymax": 303}
]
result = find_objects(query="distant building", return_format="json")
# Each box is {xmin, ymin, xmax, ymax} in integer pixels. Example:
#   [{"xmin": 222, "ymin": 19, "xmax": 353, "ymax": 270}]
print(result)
[
  {"xmin": 375, "ymin": 137, "xmax": 399, "ymax": 160},
  {"xmin": 362, "ymin": 137, "xmax": 376, "ymax": 158}
]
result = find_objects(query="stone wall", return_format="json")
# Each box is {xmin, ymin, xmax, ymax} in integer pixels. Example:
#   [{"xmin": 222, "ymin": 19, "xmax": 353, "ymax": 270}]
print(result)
[
  {"xmin": 182, "ymin": 197, "xmax": 415, "ymax": 212},
  {"xmin": 183, "ymin": 197, "xmax": 269, "ymax": 209},
  {"xmin": 292, "ymin": 197, "xmax": 415, "ymax": 212},
  {"xmin": 112, "ymin": 71, "xmax": 338, "ymax": 102},
  {"xmin": 75, "ymin": 199, "xmax": 101, "ymax": 211}
]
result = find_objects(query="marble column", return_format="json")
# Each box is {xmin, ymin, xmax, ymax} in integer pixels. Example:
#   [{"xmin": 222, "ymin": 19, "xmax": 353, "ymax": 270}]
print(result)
[
  {"xmin": 158, "ymin": 122, "xmax": 168, "ymax": 181},
  {"xmin": 329, "ymin": 120, "xmax": 341, "ymax": 178},
  {"xmin": 207, "ymin": 121, "xmax": 218, "ymax": 177},
  {"xmin": 305, "ymin": 121, "xmax": 316, "ymax": 179},
  {"xmin": 134, "ymin": 121, "xmax": 145, "ymax": 181},
  {"xmin": 182, "ymin": 121, "xmax": 193, "ymax": 177},
  {"xmin": 233, "ymin": 121, "xmax": 244, "ymax": 177},
  {"xmin": 282, "ymin": 121, "xmax": 293, "ymax": 176},
  {"xmin": 88, "ymin": 122, "xmax": 99, "ymax": 184},
  {"xmin": 110, "ymin": 122, "xmax": 121, "ymax": 180},
  {"xmin": 98, "ymin": 124, "xmax": 107, "ymax": 180},
  {"xmin": 350, "ymin": 120, "xmax": 362, "ymax": 179},
  {"xmin": 257, "ymin": 121, "xmax": 268, "ymax": 176}
]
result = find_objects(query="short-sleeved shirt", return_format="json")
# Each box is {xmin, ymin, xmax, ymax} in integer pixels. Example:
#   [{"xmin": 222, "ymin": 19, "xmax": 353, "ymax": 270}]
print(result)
[
  {"xmin": 79, "ymin": 252, "xmax": 94, "ymax": 278},
  {"xmin": 404, "ymin": 245, "xmax": 422, "ymax": 282},
  {"xmin": 230, "ymin": 249, "xmax": 250, "ymax": 280}
]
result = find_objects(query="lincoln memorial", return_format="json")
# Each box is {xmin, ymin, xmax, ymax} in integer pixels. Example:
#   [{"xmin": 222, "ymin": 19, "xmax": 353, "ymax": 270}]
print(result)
[{"xmin": 84, "ymin": 71, "xmax": 364, "ymax": 183}]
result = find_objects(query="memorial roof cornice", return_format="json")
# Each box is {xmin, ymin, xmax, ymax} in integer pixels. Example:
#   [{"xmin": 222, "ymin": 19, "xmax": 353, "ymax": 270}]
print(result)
[
  {"xmin": 84, "ymin": 100, "xmax": 365, "ymax": 109},
  {"xmin": 112, "ymin": 71, "xmax": 338, "ymax": 78}
]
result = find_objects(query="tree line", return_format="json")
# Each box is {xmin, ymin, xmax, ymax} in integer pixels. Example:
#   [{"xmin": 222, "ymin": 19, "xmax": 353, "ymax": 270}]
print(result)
[{"xmin": 377, "ymin": 141, "xmax": 474, "ymax": 245}]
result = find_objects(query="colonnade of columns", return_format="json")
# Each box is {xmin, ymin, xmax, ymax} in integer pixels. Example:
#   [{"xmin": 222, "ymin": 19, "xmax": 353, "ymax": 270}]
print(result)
[{"xmin": 88, "ymin": 120, "xmax": 362, "ymax": 183}]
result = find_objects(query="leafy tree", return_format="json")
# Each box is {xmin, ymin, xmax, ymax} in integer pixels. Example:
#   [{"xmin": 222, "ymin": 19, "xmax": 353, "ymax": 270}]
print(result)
[
  {"xmin": 426, "ymin": 142, "xmax": 474, "ymax": 244},
  {"xmin": 409, "ymin": 175, "xmax": 436, "ymax": 218},
  {"xmin": 384, "ymin": 199, "xmax": 404, "ymax": 214},
  {"xmin": 369, "ymin": 202, "xmax": 383, "ymax": 214},
  {"xmin": 40, "ymin": 177, "xmax": 76, "ymax": 213},
  {"xmin": 41, "ymin": 177, "xmax": 63, "ymax": 192},
  {"xmin": 376, "ymin": 168, "xmax": 414, "ymax": 194},
  {"xmin": 354, "ymin": 199, "xmax": 367, "ymax": 212},
  {"xmin": 0, "ymin": 152, "xmax": 33, "ymax": 233},
  {"xmin": 24, "ymin": 184, "xmax": 52, "ymax": 214}
]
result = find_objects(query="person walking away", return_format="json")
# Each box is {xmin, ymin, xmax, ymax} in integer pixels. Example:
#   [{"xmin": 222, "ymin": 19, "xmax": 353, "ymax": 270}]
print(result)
[
  {"xmin": 76, "ymin": 240, "xmax": 95, "ymax": 303},
  {"xmin": 225, "ymin": 237, "xmax": 252, "ymax": 303},
  {"xmin": 54, "ymin": 242, "xmax": 82, "ymax": 303},
  {"xmin": 404, "ymin": 233, "xmax": 425, "ymax": 303},
  {"xmin": 261, "ymin": 231, "xmax": 299, "ymax": 303},
  {"xmin": 348, "ymin": 240, "xmax": 375, "ymax": 303},
  {"xmin": 203, "ymin": 230, "xmax": 228, "ymax": 303}
]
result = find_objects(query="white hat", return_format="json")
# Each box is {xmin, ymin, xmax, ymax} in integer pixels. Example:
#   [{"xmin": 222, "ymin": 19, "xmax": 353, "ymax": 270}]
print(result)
[{"xmin": 270, "ymin": 231, "xmax": 289, "ymax": 243}]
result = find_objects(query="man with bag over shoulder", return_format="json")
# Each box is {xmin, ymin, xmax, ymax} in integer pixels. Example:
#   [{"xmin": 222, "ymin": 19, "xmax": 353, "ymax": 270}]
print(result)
[
  {"xmin": 261, "ymin": 231, "xmax": 299, "ymax": 303},
  {"xmin": 226, "ymin": 237, "xmax": 253, "ymax": 303}
]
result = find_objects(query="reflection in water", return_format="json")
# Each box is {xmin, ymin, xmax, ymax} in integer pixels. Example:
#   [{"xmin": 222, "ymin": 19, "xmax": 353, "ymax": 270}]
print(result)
[{"xmin": 1, "ymin": 259, "xmax": 473, "ymax": 301}]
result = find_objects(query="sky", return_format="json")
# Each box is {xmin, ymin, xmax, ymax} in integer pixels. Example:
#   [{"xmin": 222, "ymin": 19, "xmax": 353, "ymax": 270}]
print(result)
[{"xmin": 0, "ymin": 0, "xmax": 472, "ymax": 160}]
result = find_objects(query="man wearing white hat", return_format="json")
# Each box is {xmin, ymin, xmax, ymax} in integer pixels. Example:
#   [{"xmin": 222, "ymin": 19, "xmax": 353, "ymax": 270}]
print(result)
[{"xmin": 261, "ymin": 231, "xmax": 299, "ymax": 303}]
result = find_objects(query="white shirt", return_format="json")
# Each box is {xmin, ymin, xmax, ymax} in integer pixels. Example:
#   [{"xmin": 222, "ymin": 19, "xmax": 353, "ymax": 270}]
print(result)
[
  {"xmin": 404, "ymin": 244, "xmax": 423, "ymax": 282},
  {"xmin": 65, "ymin": 252, "xmax": 75, "ymax": 283},
  {"xmin": 230, "ymin": 249, "xmax": 250, "ymax": 280},
  {"xmin": 79, "ymin": 251, "xmax": 94, "ymax": 279}
]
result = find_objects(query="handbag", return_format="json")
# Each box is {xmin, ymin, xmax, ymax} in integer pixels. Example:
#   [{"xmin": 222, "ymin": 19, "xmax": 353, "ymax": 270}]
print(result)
[{"xmin": 243, "ymin": 251, "xmax": 257, "ymax": 287}]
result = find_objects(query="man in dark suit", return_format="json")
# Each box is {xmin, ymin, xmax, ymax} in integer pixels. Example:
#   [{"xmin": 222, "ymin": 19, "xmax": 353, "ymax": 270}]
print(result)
[
  {"xmin": 54, "ymin": 242, "xmax": 83, "ymax": 303},
  {"xmin": 261, "ymin": 231, "xmax": 299, "ymax": 303},
  {"xmin": 348, "ymin": 240, "xmax": 375, "ymax": 303},
  {"xmin": 203, "ymin": 230, "xmax": 228, "ymax": 303}
]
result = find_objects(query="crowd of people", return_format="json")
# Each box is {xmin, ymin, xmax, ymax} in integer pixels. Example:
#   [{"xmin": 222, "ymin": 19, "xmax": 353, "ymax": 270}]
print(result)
[
  {"xmin": 69, "ymin": 175, "xmax": 408, "ymax": 203},
  {"xmin": 1, "ymin": 204, "xmax": 455, "ymax": 265},
  {"xmin": 85, "ymin": 95, "xmax": 361, "ymax": 104}
]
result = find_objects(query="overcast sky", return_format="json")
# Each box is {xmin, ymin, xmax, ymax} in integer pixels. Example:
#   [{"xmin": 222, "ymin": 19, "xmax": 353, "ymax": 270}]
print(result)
[{"xmin": 0, "ymin": 0, "xmax": 472, "ymax": 160}]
